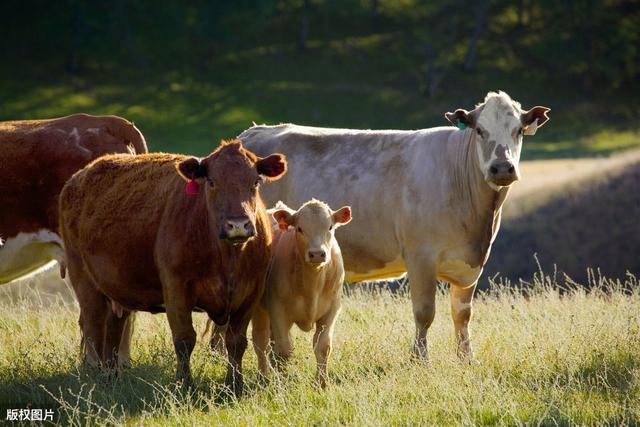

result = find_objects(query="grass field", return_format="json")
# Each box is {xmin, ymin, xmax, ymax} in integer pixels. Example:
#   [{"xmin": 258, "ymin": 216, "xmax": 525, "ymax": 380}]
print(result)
[{"xmin": 1, "ymin": 270, "xmax": 638, "ymax": 425}]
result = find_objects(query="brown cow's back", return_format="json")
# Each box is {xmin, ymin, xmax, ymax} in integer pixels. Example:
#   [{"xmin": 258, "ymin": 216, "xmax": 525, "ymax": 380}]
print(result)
[{"xmin": 0, "ymin": 113, "xmax": 147, "ymax": 284}]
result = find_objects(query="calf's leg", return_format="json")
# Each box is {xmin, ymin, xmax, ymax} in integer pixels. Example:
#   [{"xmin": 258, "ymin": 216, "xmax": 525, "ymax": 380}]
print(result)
[
  {"xmin": 251, "ymin": 305, "xmax": 271, "ymax": 377},
  {"xmin": 450, "ymin": 283, "xmax": 476, "ymax": 359},
  {"xmin": 405, "ymin": 254, "xmax": 437, "ymax": 361},
  {"xmin": 313, "ymin": 301, "xmax": 341, "ymax": 388},
  {"xmin": 269, "ymin": 307, "xmax": 293, "ymax": 370}
]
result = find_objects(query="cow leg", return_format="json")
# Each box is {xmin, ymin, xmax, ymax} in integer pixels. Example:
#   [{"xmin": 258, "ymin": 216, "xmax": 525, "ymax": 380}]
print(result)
[
  {"xmin": 251, "ymin": 305, "xmax": 271, "ymax": 377},
  {"xmin": 103, "ymin": 309, "xmax": 132, "ymax": 370},
  {"xmin": 118, "ymin": 313, "xmax": 135, "ymax": 368},
  {"xmin": 78, "ymin": 295, "xmax": 109, "ymax": 367},
  {"xmin": 269, "ymin": 307, "xmax": 293, "ymax": 371},
  {"xmin": 224, "ymin": 316, "xmax": 251, "ymax": 396},
  {"xmin": 450, "ymin": 283, "xmax": 476, "ymax": 360},
  {"xmin": 164, "ymin": 290, "xmax": 196, "ymax": 386},
  {"xmin": 313, "ymin": 301, "xmax": 341, "ymax": 388},
  {"xmin": 406, "ymin": 255, "xmax": 437, "ymax": 361},
  {"xmin": 209, "ymin": 322, "xmax": 228, "ymax": 355}
]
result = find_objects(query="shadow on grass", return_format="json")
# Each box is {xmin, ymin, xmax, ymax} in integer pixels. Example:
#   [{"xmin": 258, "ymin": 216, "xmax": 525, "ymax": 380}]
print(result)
[{"xmin": 0, "ymin": 359, "xmax": 256, "ymax": 423}]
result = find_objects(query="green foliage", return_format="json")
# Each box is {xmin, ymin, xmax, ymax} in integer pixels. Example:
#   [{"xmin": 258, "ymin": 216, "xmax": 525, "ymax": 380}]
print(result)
[{"xmin": 0, "ymin": 1, "xmax": 638, "ymax": 156}]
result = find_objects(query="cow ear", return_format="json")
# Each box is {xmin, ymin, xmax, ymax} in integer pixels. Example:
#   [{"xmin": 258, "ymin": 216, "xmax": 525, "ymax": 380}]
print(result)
[
  {"xmin": 176, "ymin": 157, "xmax": 206, "ymax": 181},
  {"xmin": 272, "ymin": 209, "xmax": 296, "ymax": 231},
  {"xmin": 257, "ymin": 153, "xmax": 287, "ymax": 180},
  {"xmin": 332, "ymin": 206, "xmax": 352, "ymax": 226},
  {"xmin": 521, "ymin": 106, "xmax": 550, "ymax": 136},
  {"xmin": 445, "ymin": 109, "xmax": 476, "ymax": 129}
]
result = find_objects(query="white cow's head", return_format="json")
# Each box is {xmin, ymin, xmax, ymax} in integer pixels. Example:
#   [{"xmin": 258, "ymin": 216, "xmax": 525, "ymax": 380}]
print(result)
[
  {"xmin": 446, "ymin": 91, "xmax": 550, "ymax": 189},
  {"xmin": 272, "ymin": 199, "xmax": 351, "ymax": 266}
]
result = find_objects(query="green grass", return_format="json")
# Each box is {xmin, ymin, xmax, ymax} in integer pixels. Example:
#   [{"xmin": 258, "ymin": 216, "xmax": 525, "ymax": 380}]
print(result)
[{"xmin": 1, "ymin": 271, "xmax": 638, "ymax": 425}]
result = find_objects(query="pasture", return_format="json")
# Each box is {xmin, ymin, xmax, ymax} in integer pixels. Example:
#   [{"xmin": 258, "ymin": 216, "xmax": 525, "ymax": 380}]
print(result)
[{"xmin": 1, "ymin": 269, "xmax": 638, "ymax": 425}]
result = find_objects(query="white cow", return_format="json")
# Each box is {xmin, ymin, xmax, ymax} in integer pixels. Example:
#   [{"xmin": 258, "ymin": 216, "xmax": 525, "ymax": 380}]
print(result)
[{"xmin": 239, "ymin": 91, "xmax": 550, "ymax": 360}]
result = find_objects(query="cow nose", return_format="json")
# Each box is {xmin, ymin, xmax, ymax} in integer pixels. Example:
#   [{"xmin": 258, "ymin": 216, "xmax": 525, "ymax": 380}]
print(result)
[
  {"xmin": 489, "ymin": 161, "xmax": 517, "ymax": 185},
  {"xmin": 221, "ymin": 217, "xmax": 255, "ymax": 241},
  {"xmin": 490, "ymin": 162, "xmax": 514, "ymax": 176},
  {"xmin": 307, "ymin": 250, "xmax": 327, "ymax": 263}
]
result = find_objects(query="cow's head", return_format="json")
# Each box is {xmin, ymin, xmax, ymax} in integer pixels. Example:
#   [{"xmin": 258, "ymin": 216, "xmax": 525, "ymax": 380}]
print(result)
[
  {"xmin": 446, "ymin": 91, "xmax": 550, "ymax": 189},
  {"xmin": 272, "ymin": 200, "xmax": 352, "ymax": 266},
  {"xmin": 176, "ymin": 140, "xmax": 287, "ymax": 244}
]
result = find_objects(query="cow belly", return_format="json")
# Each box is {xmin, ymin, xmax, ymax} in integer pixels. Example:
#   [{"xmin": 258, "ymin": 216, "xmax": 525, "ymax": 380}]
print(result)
[
  {"xmin": 345, "ymin": 256, "xmax": 406, "ymax": 284},
  {"xmin": 0, "ymin": 230, "xmax": 64, "ymax": 284},
  {"xmin": 436, "ymin": 259, "xmax": 482, "ymax": 288}
]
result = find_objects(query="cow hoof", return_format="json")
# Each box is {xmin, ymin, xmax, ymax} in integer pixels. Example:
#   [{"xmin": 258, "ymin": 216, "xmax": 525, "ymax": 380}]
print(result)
[{"xmin": 411, "ymin": 344, "xmax": 430, "ymax": 364}]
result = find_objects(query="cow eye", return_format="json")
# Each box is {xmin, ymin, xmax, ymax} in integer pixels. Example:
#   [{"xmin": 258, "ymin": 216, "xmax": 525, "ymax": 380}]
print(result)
[
  {"xmin": 476, "ymin": 128, "xmax": 483, "ymax": 137},
  {"xmin": 329, "ymin": 225, "xmax": 333, "ymax": 231},
  {"xmin": 297, "ymin": 227, "xmax": 303, "ymax": 234},
  {"xmin": 207, "ymin": 178, "xmax": 214, "ymax": 188}
]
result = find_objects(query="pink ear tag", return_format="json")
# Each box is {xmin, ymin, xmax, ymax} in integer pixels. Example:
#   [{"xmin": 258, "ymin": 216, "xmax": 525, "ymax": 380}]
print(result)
[{"xmin": 186, "ymin": 179, "xmax": 199, "ymax": 195}]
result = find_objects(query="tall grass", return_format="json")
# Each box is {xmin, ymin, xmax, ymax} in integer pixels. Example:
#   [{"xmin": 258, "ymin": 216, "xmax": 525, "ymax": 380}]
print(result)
[{"xmin": 0, "ymin": 270, "xmax": 638, "ymax": 425}]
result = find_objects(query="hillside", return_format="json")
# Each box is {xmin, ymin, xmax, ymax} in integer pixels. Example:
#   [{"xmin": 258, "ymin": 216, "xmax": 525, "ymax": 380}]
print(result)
[{"xmin": 483, "ymin": 149, "xmax": 640, "ymax": 287}]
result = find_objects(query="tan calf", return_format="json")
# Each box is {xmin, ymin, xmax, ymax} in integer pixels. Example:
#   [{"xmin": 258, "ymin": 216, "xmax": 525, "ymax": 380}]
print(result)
[{"xmin": 252, "ymin": 200, "xmax": 351, "ymax": 387}]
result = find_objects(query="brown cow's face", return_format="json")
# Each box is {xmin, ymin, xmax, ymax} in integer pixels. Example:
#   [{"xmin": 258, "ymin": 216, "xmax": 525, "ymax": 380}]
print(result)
[
  {"xmin": 177, "ymin": 140, "xmax": 287, "ymax": 244},
  {"xmin": 273, "ymin": 200, "xmax": 351, "ymax": 266},
  {"xmin": 445, "ymin": 91, "xmax": 550, "ymax": 190}
]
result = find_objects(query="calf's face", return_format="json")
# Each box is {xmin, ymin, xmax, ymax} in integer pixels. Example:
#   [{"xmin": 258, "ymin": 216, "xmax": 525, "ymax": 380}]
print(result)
[
  {"xmin": 177, "ymin": 140, "xmax": 287, "ymax": 244},
  {"xmin": 272, "ymin": 201, "xmax": 352, "ymax": 266},
  {"xmin": 446, "ymin": 91, "xmax": 550, "ymax": 189}
]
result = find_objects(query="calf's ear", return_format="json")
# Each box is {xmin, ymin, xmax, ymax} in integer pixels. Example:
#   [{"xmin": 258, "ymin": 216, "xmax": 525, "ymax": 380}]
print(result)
[
  {"xmin": 257, "ymin": 153, "xmax": 287, "ymax": 180},
  {"xmin": 176, "ymin": 157, "xmax": 206, "ymax": 181},
  {"xmin": 332, "ymin": 206, "xmax": 352, "ymax": 226},
  {"xmin": 521, "ymin": 106, "xmax": 550, "ymax": 136},
  {"xmin": 272, "ymin": 209, "xmax": 296, "ymax": 231},
  {"xmin": 445, "ymin": 109, "xmax": 477, "ymax": 129}
]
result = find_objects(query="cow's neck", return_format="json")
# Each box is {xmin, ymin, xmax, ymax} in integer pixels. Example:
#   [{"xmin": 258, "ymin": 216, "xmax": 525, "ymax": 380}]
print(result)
[{"xmin": 450, "ymin": 130, "xmax": 510, "ymax": 265}]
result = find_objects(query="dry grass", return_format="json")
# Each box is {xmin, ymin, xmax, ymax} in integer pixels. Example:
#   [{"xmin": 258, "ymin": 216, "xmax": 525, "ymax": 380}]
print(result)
[
  {"xmin": 1, "ymin": 269, "xmax": 638, "ymax": 425},
  {"xmin": 485, "ymin": 151, "xmax": 640, "ymax": 285}
]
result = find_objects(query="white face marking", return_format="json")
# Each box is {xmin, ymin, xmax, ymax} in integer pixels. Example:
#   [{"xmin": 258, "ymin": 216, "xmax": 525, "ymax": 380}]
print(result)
[
  {"xmin": 0, "ymin": 230, "xmax": 64, "ymax": 284},
  {"xmin": 475, "ymin": 97, "xmax": 524, "ymax": 186}
]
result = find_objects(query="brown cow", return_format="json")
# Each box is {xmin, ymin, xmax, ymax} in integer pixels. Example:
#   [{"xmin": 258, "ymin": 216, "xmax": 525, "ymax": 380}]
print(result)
[
  {"xmin": 0, "ymin": 113, "xmax": 147, "ymax": 284},
  {"xmin": 0, "ymin": 113, "xmax": 147, "ymax": 368},
  {"xmin": 59, "ymin": 140, "xmax": 287, "ymax": 395}
]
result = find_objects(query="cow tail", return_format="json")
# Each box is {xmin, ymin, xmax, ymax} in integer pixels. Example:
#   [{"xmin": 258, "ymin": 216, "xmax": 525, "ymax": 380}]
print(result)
[
  {"xmin": 122, "ymin": 121, "xmax": 149, "ymax": 154},
  {"xmin": 106, "ymin": 118, "xmax": 149, "ymax": 154}
]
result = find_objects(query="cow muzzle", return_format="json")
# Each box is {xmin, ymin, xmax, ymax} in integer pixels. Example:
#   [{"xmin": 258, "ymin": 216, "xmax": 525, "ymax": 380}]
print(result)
[
  {"xmin": 306, "ymin": 249, "xmax": 327, "ymax": 264},
  {"xmin": 488, "ymin": 161, "xmax": 519, "ymax": 186},
  {"xmin": 219, "ymin": 217, "xmax": 256, "ymax": 244}
]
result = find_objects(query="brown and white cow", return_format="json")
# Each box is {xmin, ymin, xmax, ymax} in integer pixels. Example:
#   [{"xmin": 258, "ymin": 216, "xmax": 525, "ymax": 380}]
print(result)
[
  {"xmin": 59, "ymin": 140, "xmax": 287, "ymax": 395},
  {"xmin": 252, "ymin": 200, "xmax": 351, "ymax": 387},
  {"xmin": 0, "ymin": 113, "xmax": 148, "ymax": 284},
  {"xmin": 239, "ymin": 91, "xmax": 550, "ymax": 361}
]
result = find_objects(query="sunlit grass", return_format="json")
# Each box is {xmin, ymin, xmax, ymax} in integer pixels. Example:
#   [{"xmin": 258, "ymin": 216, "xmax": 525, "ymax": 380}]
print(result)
[{"xmin": 0, "ymin": 271, "xmax": 638, "ymax": 425}]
